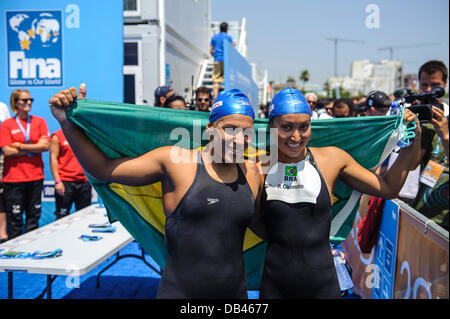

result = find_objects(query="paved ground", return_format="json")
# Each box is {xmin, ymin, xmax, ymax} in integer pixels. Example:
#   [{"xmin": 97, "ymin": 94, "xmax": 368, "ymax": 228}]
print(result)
[{"xmin": 0, "ymin": 241, "xmax": 359, "ymax": 299}]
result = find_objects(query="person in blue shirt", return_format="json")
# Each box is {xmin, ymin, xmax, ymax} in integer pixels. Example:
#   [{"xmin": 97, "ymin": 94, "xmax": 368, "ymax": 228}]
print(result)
[{"xmin": 210, "ymin": 22, "xmax": 235, "ymax": 100}]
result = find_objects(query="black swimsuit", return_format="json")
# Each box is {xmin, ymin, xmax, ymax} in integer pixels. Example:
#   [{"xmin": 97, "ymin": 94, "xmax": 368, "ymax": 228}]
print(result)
[
  {"xmin": 157, "ymin": 154, "xmax": 255, "ymax": 299},
  {"xmin": 260, "ymin": 149, "xmax": 340, "ymax": 299}
]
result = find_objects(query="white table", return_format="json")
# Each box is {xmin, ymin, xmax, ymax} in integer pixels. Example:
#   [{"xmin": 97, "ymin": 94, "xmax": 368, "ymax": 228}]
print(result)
[{"xmin": 0, "ymin": 204, "xmax": 160, "ymax": 299}]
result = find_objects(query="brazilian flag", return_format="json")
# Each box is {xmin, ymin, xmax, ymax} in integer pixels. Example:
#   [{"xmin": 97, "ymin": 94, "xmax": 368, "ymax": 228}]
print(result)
[
  {"xmin": 66, "ymin": 99, "xmax": 403, "ymax": 289},
  {"xmin": 285, "ymin": 166, "xmax": 297, "ymax": 177}
]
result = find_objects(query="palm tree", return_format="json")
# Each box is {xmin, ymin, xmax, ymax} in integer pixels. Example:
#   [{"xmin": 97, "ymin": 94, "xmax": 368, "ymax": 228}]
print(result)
[
  {"xmin": 300, "ymin": 69, "xmax": 310, "ymax": 90},
  {"xmin": 286, "ymin": 76, "xmax": 296, "ymax": 88}
]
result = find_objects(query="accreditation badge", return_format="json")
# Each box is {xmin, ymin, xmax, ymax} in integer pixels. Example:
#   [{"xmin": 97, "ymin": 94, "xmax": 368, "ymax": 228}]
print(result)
[{"xmin": 419, "ymin": 160, "xmax": 445, "ymax": 188}]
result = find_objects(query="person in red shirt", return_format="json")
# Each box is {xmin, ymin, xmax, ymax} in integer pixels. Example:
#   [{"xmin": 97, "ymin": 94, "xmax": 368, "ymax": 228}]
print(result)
[
  {"xmin": 0, "ymin": 151, "xmax": 7, "ymax": 243},
  {"xmin": 50, "ymin": 129, "xmax": 91, "ymax": 219},
  {"xmin": 0, "ymin": 89, "xmax": 50, "ymax": 239},
  {"xmin": 0, "ymin": 102, "xmax": 11, "ymax": 243}
]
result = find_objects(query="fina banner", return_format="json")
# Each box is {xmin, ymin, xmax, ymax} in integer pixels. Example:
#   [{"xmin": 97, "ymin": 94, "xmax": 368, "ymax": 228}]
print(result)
[
  {"xmin": 372, "ymin": 200, "xmax": 399, "ymax": 299},
  {"xmin": 6, "ymin": 10, "xmax": 63, "ymax": 87},
  {"xmin": 224, "ymin": 40, "xmax": 259, "ymax": 112},
  {"xmin": 0, "ymin": 0, "xmax": 123, "ymax": 226}
]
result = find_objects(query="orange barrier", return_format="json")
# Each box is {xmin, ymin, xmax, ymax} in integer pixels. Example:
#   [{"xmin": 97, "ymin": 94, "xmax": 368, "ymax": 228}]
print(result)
[{"xmin": 341, "ymin": 196, "xmax": 449, "ymax": 299}]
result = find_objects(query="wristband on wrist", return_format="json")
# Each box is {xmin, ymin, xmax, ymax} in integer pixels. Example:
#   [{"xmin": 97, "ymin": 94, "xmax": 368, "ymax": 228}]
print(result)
[{"xmin": 55, "ymin": 180, "xmax": 62, "ymax": 184}]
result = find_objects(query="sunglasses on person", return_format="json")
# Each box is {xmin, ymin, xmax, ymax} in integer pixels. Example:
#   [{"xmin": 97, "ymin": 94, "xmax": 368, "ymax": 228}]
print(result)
[
  {"xmin": 197, "ymin": 98, "xmax": 210, "ymax": 102},
  {"xmin": 18, "ymin": 98, "xmax": 34, "ymax": 103}
]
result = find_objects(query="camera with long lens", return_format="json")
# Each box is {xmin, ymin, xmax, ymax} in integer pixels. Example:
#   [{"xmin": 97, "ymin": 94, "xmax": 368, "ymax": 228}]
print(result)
[{"xmin": 393, "ymin": 86, "xmax": 445, "ymax": 123}]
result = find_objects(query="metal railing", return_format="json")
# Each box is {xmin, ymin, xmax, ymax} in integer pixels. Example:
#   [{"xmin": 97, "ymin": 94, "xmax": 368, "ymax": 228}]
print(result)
[{"xmin": 393, "ymin": 198, "xmax": 449, "ymax": 240}]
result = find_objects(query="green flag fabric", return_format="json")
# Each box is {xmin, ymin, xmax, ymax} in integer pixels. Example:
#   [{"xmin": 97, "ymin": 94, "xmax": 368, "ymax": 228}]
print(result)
[{"xmin": 66, "ymin": 99, "xmax": 402, "ymax": 289}]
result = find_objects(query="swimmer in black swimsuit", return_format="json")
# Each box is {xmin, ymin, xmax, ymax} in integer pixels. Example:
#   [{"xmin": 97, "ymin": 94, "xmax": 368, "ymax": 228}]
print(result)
[
  {"xmin": 261, "ymin": 148, "xmax": 340, "ymax": 298},
  {"xmin": 49, "ymin": 86, "xmax": 263, "ymax": 298},
  {"xmin": 158, "ymin": 152, "xmax": 255, "ymax": 298},
  {"xmin": 259, "ymin": 87, "xmax": 421, "ymax": 299}
]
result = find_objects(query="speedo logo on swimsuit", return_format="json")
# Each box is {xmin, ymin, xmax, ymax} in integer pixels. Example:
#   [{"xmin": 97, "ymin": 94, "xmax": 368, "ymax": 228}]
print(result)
[
  {"xmin": 12, "ymin": 205, "xmax": 21, "ymax": 214},
  {"xmin": 284, "ymin": 166, "xmax": 297, "ymax": 181},
  {"xmin": 207, "ymin": 198, "xmax": 219, "ymax": 205}
]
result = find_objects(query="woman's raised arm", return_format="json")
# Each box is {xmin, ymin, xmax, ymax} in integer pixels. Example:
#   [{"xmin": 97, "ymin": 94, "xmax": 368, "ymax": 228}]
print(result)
[{"xmin": 49, "ymin": 85, "xmax": 167, "ymax": 186}]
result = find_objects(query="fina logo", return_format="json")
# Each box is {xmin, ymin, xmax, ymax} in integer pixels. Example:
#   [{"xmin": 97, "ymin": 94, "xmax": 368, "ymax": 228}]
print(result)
[{"xmin": 6, "ymin": 10, "xmax": 63, "ymax": 87}]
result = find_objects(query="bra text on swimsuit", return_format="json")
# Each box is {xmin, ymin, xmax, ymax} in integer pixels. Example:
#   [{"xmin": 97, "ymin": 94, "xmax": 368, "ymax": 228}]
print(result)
[
  {"xmin": 284, "ymin": 165, "xmax": 298, "ymax": 181},
  {"xmin": 281, "ymin": 183, "xmax": 304, "ymax": 189}
]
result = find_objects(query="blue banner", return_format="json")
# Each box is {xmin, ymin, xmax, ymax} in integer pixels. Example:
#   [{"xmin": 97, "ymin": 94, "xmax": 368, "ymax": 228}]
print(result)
[
  {"xmin": 0, "ymin": 0, "xmax": 123, "ymax": 225},
  {"xmin": 223, "ymin": 41, "xmax": 259, "ymax": 112},
  {"xmin": 372, "ymin": 200, "xmax": 400, "ymax": 299},
  {"xmin": 6, "ymin": 10, "xmax": 63, "ymax": 87}
]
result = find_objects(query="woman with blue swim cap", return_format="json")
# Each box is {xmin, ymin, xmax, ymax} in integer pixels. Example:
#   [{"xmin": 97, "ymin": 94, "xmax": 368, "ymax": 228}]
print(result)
[
  {"xmin": 259, "ymin": 87, "xmax": 421, "ymax": 298},
  {"xmin": 49, "ymin": 86, "xmax": 263, "ymax": 298}
]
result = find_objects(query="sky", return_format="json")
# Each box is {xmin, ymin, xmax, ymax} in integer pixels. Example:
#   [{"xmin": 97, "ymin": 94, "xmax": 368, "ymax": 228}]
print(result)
[{"xmin": 211, "ymin": 0, "xmax": 450, "ymax": 87}]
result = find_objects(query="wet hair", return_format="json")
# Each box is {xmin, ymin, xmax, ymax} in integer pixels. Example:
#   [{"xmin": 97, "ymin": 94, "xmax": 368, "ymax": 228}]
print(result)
[
  {"xmin": 418, "ymin": 60, "xmax": 448, "ymax": 83},
  {"xmin": 220, "ymin": 22, "xmax": 228, "ymax": 32},
  {"xmin": 10, "ymin": 89, "xmax": 30, "ymax": 113}
]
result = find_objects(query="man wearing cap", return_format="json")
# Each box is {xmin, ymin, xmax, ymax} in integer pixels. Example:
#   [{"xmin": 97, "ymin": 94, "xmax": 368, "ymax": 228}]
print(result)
[
  {"xmin": 154, "ymin": 85, "xmax": 174, "ymax": 107},
  {"xmin": 210, "ymin": 22, "xmax": 236, "ymax": 100},
  {"xmin": 365, "ymin": 90, "xmax": 391, "ymax": 116}
]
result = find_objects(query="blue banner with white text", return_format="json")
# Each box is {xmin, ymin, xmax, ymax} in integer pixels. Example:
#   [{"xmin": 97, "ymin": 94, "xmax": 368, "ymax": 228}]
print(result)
[
  {"xmin": 372, "ymin": 200, "xmax": 400, "ymax": 299},
  {"xmin": 224, "ymin": 41, "xmax": 259, "ymax": 112},
  {"xmin": 0, "ymin": 0, "xmax": 123, "ymax": 225}
]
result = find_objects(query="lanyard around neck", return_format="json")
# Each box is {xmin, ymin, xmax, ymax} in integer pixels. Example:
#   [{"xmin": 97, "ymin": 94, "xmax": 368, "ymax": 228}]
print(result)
[{"xmin": 15, "ymin": 115, "xmax": 30, "ymax": 142}]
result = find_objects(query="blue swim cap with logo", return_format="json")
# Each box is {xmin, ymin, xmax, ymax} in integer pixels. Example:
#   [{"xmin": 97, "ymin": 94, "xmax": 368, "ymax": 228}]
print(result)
[
  {"xmin": 268, "ymin": 87, "xmax": 311, "ymax": 119},
  {"xmin": 209, "ymin": 89, "xmax": 255, "ymax": 123}
]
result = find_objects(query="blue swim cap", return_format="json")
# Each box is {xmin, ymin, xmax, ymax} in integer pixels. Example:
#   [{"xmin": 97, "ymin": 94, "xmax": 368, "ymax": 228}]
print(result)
[
  {"xmin": 209, "ymin": 89, "xmax": 255, "ymax": 123},
  {"xmin": 268, "ymin": 87, "xmax": 311, "ymax": 119}
]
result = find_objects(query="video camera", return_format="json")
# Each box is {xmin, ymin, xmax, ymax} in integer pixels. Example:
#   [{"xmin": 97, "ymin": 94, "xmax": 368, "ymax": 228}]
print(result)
[{"xmin": 393, "ymin": 86, "xmax": 445, "ymax": 123}]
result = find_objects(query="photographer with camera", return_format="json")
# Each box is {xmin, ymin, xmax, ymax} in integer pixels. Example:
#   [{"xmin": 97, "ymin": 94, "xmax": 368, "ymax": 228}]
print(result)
[
  {"xmin": 358, "ymin": 70, "xmax": 449, "ymax": 253},
  {"xmin": 410, "ymin": 60, "xmax": 449, "ymax": 230}
]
